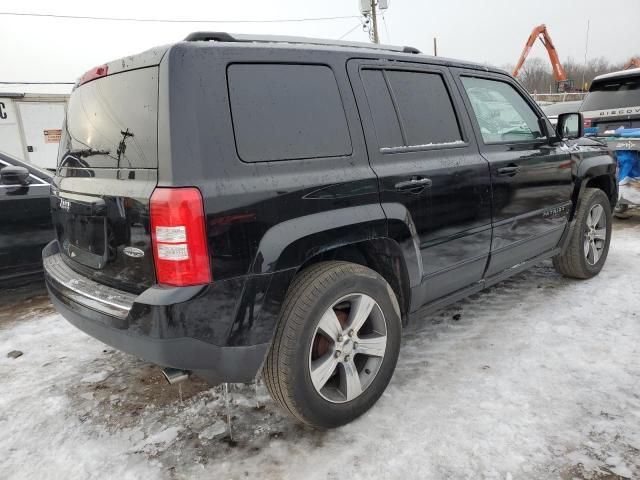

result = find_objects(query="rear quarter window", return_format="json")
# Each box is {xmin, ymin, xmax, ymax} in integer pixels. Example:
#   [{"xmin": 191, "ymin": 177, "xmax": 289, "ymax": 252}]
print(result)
[{"xmin": 227, "ymin": 64, "xmax": 352, "ymax": 162}]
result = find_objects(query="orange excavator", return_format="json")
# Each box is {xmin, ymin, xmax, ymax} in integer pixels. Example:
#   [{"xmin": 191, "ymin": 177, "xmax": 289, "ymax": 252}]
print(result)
[
  {"xmin": 512, "ymin": 24, "xmax": 574, "ymax": 92},
  {"xmin": 623, "ymin": 57, "xmax": 640, "ymax": 70}
]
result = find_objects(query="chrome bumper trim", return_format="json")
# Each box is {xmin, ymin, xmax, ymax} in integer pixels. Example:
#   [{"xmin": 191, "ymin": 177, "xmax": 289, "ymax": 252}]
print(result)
[{"xmin": 43, "ymin": 253, "xmax": 135, "ymax": 319}]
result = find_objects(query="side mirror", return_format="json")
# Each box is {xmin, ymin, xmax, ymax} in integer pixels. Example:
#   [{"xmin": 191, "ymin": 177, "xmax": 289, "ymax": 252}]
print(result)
[
  {"xmin": 0, "ymin": 165, "xmax": 30, "ymax": 185},
  {"xmin": 556, "ymin": 112, "xmax": 584, "ymax": 140}
]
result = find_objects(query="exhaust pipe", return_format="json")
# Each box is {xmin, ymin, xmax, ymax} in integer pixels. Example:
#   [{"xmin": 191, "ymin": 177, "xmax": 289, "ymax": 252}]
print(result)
[{"xmin": 162, "ymin": 367, "xmax": 190, "ymax": 385}]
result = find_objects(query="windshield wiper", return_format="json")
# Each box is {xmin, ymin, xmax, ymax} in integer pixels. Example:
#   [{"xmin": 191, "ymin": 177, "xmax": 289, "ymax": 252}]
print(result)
[{"xmin": 67, "ymin": 147, "xmax": 111, "ymax": 158}]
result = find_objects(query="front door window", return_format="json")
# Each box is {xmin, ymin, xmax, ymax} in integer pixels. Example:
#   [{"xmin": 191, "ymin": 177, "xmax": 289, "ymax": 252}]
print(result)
[{"xmin": 461, "ymin": 77, "xmax": 544, "ymax": 143}]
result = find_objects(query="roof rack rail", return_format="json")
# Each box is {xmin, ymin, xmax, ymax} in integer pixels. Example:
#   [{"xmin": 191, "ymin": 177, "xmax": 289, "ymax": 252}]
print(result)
[{"xmin": 184, "ymin": 32, "xmax": 421, "ymax": 54}]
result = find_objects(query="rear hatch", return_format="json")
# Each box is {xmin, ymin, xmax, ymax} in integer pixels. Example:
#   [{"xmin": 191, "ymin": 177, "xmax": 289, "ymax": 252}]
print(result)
[
  {"xmin": 52, "ymin": 64, "xmax": 160, "ymax": 293},
  {"xmin": 581, "ymin": 73, "xmax": 640, "ymax": 134}
]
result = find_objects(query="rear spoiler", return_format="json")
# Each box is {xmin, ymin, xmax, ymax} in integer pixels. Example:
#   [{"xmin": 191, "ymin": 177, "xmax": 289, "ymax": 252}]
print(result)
[{"xmin": 75, "ymin": 45, "xmax": 169, "ymax": 87}]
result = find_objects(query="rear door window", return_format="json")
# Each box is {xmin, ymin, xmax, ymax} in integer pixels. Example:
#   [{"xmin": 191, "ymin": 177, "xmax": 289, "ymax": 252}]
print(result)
[
  {"xmin": 227, "ymin": 64, "xmax": 352, "ymax": 162},
  {"xmin": 360, "ymin": 68, "xmax": 463, "ymax": 150},
  {"xmin": 385, "ymin": 70, "xmax": 463, "ymax": 147},
  {"xmin": 360, "ymin": 69, "xmax": 404, "ymax": 148}
]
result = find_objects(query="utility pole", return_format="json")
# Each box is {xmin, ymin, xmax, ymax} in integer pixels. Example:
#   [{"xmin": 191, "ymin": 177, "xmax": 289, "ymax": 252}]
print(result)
[
  {"xmin": 581, "ymin": 20, "xmax": 590, "ymax": 91},
  {"xmin": 370, "ymin": 0, "xmax": 379, "ymax": 44},
  {"xmin": 433, "ymin": 37, "xmax": 438, "ymax": 56},
  {"xmin": 360, "ymin": 0, "xmax": 386, "ymax": 44}
]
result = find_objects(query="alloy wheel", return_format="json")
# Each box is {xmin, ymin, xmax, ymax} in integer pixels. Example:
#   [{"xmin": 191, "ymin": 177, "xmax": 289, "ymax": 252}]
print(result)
[
  {"xmin": 308, "ymin": 293, "xmax": 387, "ymax": 403},
  {"xmin": 584, "ymin": 203, "xmax": 607, "ymax": 266}
]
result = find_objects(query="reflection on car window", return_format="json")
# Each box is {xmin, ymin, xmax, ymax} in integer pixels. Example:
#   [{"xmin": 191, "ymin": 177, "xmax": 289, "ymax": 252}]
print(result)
[
  {"xmin": 58, "ymin": 67, "xmax": 159, "ymax": 172},
  {"xmin": 462, "ymin": 77, "xmax": 543, "ymax": 143},
  {"xmin": 57, "ymin": 155, "xmax": 95, "ymax": 178},
  {"xmin": 560, "ymin": 114, "xmax": 580, "ymax": 138}
]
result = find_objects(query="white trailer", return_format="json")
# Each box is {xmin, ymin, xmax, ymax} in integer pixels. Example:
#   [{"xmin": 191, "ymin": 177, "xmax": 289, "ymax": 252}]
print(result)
[{"xmin": 0, "ymin": 93, "xmax": 69, "ymax": 170}]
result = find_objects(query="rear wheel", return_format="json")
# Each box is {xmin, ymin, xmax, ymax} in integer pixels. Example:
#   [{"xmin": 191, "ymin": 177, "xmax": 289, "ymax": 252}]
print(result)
[
  {"xmin": 553, "ymin": 188, "xmax": 612, "ymax": 279},
  {"xmin": 263, "ymin": 261, "xmax": 401, "ymax": 428}
]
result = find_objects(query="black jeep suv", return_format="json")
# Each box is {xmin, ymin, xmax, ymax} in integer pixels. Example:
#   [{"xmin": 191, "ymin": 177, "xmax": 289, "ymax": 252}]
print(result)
[{"xmin": 44, "ymin": 33, "xmax": 616, "ymax": 428}]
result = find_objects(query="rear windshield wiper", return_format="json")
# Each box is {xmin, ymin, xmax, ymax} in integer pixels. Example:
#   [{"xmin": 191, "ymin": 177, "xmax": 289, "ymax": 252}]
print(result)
[{"xmin": 67, "ymin": 148, "xmax": 111, "ymax": 158}]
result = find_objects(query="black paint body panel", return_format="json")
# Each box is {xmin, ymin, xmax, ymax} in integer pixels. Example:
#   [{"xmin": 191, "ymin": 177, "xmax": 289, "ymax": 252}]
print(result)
[{"xmin": 0, "ymin": 153, "xmax": 54, "ymax": 287}]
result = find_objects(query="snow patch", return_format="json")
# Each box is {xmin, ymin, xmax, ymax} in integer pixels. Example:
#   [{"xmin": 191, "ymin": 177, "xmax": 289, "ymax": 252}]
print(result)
[
  {"xmin": 1, "ymin": 224, "xmax": 640, "ymax": 478},
  {"xmin": 81, "ymin": 371, "xmax": 110, "ymax": 383},
  {"xmin": 198, "ymin": 421, "xmax": 227, "ymax": 440},
  {"xmin": 135, "ymin": 427, "xmax": 181, "ymax": 449}
]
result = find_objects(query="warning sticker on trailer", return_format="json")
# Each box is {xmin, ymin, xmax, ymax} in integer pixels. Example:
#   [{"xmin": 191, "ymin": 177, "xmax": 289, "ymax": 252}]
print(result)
[{"xmin": 44, "ymin": 129, "xmax": 62, "ymax": 143}]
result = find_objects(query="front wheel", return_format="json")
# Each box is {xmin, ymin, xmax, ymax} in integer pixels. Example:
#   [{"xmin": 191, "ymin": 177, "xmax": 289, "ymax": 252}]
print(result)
[
  {"xmin": 553, "ymin": 188, "xmax": 612, "ymax": 279},
  {"xmin": 263, "ymin": 261, "xmax": 402, "ymax": 428}
]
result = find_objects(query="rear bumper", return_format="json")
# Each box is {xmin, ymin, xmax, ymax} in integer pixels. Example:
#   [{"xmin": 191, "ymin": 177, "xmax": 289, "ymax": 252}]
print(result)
[{"xmin": 43, "ymin": 240, "xmax": 278, "ymax": 384}]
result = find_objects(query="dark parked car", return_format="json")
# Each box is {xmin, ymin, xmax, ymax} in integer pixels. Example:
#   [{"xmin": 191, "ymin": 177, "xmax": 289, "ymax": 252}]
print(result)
[
  {"xmin": 44, "ymin": 33, "xmax": 617, "ymax": 428},
  {"xmin": 0, "ymin": 151, "xmax": 53, "ymax": 287}
]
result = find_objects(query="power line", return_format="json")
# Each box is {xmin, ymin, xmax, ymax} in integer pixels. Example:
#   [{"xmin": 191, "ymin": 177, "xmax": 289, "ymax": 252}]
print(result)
[
  {"xmin": 381, "ymin": 13, "xmax": 391, "ymax": 42},
  {"xmin": 338, "ymin": 22, "xmax": 363, "ymax": 40},
  {"xmin": 0, "ymin": 11, "xmax": 360, "ymax": 24}
]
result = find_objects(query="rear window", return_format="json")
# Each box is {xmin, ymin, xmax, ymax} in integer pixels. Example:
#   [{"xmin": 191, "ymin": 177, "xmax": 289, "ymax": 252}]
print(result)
[
  {"xmin": 581, "ymin": 75, "xmax": 640, "ymax": 111},
  {"xmin": 227, "ymin": 64, "xmax": 352, "ymax": 162},
  {"xmin": 58, "ymin": 67, "xmax": 159, "ymax": 173}
]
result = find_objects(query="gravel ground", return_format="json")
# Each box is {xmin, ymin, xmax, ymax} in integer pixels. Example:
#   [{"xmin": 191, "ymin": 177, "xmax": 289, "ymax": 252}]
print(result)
[{"xmin": 1, "ymin": 217, "xmax": 639, "ymax": 480}]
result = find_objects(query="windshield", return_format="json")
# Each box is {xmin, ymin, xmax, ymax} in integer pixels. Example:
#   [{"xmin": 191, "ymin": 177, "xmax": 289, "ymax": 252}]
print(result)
[
  {"xmin": 57, "ymin": 67, "xmax": 159, "ymax": 173},
  {"xmin": 581, "ymin": 75, "xmax": 640, "ymax": 111}
]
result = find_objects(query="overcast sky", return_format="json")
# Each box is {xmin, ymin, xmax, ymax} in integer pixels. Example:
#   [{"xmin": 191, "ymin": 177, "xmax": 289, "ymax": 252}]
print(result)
[{"xmin": 1, "ymin": 0, "xmax": 639, "ymax": 90}]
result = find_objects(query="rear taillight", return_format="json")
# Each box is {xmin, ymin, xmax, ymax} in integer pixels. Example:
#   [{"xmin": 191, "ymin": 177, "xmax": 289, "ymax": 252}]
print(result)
[
  {"xmin": 583, "ymin": 118, "xmax": 592, "ymax": 129},
  {"xmin": 150, "ymin": 187, "xmax": 211, "ymax": 286},
  {"xmin": 78, "ymin": 64, "xmax": 108, "ymax": 86}
]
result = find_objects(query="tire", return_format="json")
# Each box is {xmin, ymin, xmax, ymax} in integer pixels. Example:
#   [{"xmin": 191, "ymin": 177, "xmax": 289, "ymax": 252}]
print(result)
[
  {"xmin": 553, "ymin": 188, "xmax": 612, "ymax": 279},
  {"xmin": 263, "ymin": 261, "xmax": 402, "ymax": 428}
]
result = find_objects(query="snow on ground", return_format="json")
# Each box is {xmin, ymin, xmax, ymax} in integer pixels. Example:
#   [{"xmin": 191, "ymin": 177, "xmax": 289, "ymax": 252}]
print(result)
[{"xmin": 1, "ymin": 219, "xmax": 640, "ymax": 480}]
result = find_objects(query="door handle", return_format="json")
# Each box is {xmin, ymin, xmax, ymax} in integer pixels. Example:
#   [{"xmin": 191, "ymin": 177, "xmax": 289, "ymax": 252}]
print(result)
[
  {"xmin": 394, "ymin": 177, "xmax": 432, "ymax": 192},
  {"xmin": 497, "ymin": 166, "xmax": 520, "ymax": 177}
]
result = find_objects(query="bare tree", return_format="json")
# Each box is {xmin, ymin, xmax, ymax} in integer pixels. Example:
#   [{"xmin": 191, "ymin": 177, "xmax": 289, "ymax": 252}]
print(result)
[
  {"xmin": 519, "ymin": 57, "xmax": 553, "ymax": 93},
  {"xmin": 501, "ymin": 56, "xmax": 636, "ymax": 93}
]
